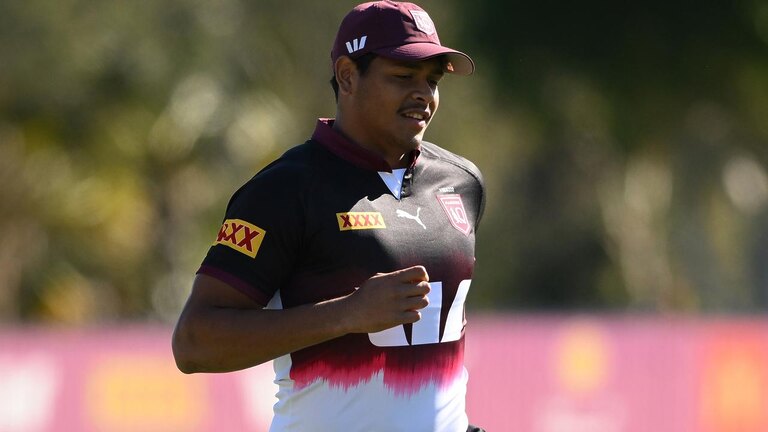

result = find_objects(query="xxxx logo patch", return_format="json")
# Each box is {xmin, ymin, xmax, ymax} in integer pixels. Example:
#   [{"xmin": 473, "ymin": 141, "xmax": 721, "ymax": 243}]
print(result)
[
  {"xmin": 214, "ymin": 219, "xmax": 266, "ymax": 258},
  {"xmin": 336, "ymin": 212, "xmax": 386, "ymax": 231}
]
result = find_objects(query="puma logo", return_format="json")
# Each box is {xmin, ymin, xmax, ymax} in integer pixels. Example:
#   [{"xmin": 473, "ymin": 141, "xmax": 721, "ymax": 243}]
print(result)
[{"xmin": 396, "ymin": 207, "xmax": 426, "ymax": 230}]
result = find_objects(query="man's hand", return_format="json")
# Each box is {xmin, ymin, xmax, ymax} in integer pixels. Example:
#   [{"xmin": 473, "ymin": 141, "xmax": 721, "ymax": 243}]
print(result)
[{"xmin": 341, "ymin": 265, "xmax": 431, "ymax": 334}]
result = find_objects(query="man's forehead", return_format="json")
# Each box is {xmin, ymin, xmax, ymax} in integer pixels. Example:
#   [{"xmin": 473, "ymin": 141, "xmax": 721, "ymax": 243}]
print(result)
[{"xmin": 377, "ymin": 56, "xmax": 446, "ymax": 74}]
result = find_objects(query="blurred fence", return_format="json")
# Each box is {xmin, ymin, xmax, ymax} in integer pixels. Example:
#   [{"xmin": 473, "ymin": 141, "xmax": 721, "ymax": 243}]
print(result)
[{"xmin": 2, "ymin": 314, "xmax": 768, "ymax": 431}]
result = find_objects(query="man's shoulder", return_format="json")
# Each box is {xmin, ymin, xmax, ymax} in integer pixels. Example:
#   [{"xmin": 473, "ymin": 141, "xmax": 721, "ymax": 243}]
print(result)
[
  {"xmin": 229, "ymin": 141, "xmax": 320, "ymax": 204},
  {"xmin": 249, "ymin": 141, "xmax": 318, "ymax": 180},
  {"xmin": 419, "ymin": 141, "xmax": 486, "ymax": 226},
  {"xmin": 419, "ymin": 141, "xmax": 483, "ymax": 184}
]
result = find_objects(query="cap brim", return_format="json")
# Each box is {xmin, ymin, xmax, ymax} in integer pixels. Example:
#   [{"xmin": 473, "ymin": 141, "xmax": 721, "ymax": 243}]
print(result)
[{"xmin": 373, "ymin": 43, "xmax": 475, "ymax": 76}]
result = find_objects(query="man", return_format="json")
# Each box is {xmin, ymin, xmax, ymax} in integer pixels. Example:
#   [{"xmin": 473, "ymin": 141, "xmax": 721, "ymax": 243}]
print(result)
[{"xmin": 172, "ymin": 1, "xmax": 485, "ymax": 431}]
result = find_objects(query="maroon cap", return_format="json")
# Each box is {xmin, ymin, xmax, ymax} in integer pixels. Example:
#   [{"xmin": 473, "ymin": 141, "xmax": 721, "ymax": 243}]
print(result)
[{"xmin": 331, "ymin": 1, "xmax": 475, "ymax": 75}]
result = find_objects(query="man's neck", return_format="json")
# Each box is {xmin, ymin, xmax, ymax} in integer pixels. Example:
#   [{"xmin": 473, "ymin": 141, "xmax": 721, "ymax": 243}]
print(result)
[{"xmin": 331, "ymin": 116, "xmax": 411, "ymax": 169}]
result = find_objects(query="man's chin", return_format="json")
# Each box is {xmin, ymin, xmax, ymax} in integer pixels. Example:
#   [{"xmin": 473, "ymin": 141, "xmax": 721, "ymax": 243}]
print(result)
[
  {"xmin": 391, "ymin": 133, "xmax": 424, "ymax": 155},
  {"xmin": 409, "ymin": 133, "xmax": 425, "ymax": 148}
]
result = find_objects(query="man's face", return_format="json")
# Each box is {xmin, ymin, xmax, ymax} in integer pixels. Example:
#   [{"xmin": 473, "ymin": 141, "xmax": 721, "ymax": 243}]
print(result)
[{"xmin": 349, "ymin": 56, "xmax": 444, "ymax": 159}]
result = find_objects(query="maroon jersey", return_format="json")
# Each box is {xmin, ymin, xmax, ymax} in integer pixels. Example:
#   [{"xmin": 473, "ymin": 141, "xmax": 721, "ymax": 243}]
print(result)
[{"xmin": 198, "ymin": 118, "xmax": 484, "ymax": 431}]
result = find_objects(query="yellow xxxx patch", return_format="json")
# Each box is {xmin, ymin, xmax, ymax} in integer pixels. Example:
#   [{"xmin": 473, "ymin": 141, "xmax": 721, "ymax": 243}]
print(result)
[
  {"xmin": 214, "ymin": 219, "xmax": 266, "ymax": 258},
  {"xmin": 336, "ymin": 212, "xmax": 386, "ymax": 231}
]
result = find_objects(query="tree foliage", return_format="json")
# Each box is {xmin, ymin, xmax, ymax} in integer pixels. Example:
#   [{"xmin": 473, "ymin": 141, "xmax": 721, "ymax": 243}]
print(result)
[
  {"xmin": 1, "ymin": 0, "xmax": 767, "ymax": 323},
  {"xmin": 459, "ymin": 0, "xmax": 768, "ymax": 310}
]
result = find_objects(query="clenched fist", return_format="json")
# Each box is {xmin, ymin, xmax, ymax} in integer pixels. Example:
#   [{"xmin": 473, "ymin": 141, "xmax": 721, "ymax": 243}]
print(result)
[{"xmin": 341, "ymin": 265, "xmax": 430, "ymax": 334}]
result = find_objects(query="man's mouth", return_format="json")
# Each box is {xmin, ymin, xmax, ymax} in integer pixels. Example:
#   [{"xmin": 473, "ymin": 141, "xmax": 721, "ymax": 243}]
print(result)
[
  {"xmin": 404, "ymin": 112, "xmax": 426, "ymax": 120},
  {"xmin": 401, "ymin": 110, "xmax": 430, "ymax": 122}
]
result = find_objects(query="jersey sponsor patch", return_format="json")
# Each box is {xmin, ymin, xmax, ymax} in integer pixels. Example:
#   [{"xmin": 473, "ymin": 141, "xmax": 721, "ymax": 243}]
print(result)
[
  {"xmin": 437, "ymin": 194, "xmax": 471, "ymax": 236},
  {"xmin": 214, "ymin": 219, "xmax": 266, "ymax": 258},
  {"xmin": 336, "ymin": 212, "xmax": 386, "ymax": 231}
]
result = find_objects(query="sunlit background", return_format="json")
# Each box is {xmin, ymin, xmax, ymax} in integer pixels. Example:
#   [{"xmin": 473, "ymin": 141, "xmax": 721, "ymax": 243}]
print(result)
[{"xmin": 2, "ymin": 0, "xmax": 768, "ymax": 430}]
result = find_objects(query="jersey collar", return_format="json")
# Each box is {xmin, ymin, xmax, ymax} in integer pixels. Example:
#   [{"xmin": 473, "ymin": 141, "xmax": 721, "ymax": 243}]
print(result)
[{"xmin": 311, "ymin": 118, "xmax": 420, "ymax": 173}]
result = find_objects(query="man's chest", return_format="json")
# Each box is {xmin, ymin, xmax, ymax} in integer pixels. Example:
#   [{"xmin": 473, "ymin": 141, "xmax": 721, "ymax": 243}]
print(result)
[
  {"xmin": 281, "ymin": 169, "xmax": 478, "ymax": 306},
  {"xmin": 309, "ymin": 177, "xmax": 476, "ymax": 271}
]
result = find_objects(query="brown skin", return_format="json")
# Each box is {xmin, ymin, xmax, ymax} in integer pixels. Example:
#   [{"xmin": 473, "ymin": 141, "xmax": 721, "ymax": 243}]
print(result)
[
  {"xmin": 333, "ymin": 55, "xmax": 444, "ymax": 168},
  {"xmin": 172, "ymin": 55, "xmax": 446, "ymax": 374}
]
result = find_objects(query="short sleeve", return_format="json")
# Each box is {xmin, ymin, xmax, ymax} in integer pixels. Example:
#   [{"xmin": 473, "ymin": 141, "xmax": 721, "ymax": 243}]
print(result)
[{"xmin": 197, "ymin": 160, "xmax": 305, "ymax": 305}]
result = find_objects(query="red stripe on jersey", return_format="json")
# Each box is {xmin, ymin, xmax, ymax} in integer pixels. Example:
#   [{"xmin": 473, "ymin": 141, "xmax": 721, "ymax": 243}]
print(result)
[{"xmin": 289, "ymin": 335, "xmax": 464, "ymax": 396}]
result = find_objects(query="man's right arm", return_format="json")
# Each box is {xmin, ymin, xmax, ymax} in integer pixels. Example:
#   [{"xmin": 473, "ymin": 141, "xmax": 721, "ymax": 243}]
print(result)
[{"xmin": 171, "ymin": 266, "xmax": 430, "ymax": 374}]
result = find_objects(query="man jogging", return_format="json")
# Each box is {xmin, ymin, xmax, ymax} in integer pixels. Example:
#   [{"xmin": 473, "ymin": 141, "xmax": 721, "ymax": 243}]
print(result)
[{"xmin": 173, "ymin": 2, "xmax": 485, "ymax": 430}]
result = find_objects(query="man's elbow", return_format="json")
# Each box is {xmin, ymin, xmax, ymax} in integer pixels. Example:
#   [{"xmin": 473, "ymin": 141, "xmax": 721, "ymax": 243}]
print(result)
[
  {"xmin": 175, "ymin": 359, "xmax": 199, "ymax": 374},
  {"xmin": 173, "ymin": 352, "xmax": 201, "ymax": 374},
  {"xmin": 172, "ymin": 321, "xmax": 203, "ymax": 374}
]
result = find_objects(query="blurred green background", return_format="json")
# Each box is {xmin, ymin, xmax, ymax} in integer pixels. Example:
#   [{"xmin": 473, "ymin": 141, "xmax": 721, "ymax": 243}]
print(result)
[{"xmin": 1, "ymin": 0, "xmax": 767, "ymax": 324}]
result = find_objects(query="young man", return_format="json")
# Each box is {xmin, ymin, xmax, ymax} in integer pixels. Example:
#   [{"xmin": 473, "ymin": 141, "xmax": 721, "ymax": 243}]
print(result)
[{"xmin": 172, "ymin": 2, "xmax": 485, "ymax": 431}]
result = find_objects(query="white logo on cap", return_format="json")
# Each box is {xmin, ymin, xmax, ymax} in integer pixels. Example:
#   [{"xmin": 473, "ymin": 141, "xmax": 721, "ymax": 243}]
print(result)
[
  {"xmin": 410, "ymin": 10, "xmax": 435, "ymax": 35},
  {"xmin": 346, "ymin": 36, "xmax": 367, "ymax": 54}
]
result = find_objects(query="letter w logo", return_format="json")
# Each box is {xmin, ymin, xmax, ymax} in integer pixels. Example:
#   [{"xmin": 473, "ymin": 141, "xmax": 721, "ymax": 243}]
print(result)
[{"xmin": 345, "ymin": 36, "xmax": 367, "ymax": 54}]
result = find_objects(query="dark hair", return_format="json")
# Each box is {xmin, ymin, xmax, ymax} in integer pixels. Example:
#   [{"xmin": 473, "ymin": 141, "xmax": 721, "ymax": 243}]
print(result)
[{"xmin": 330, "ymin": 53, "xmax": 377, "ymax": 101}]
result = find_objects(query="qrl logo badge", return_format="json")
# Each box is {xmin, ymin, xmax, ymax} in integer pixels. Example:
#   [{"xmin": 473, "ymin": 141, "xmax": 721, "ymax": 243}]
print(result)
[
  {"xmin": 337, "ymin": 212, "xmax": 386, "ymax": 231},
  {"xmin": 437, "ymin": 194, "xmax": 471, "ymax": 236},
  {"xmin": 214, "ymin": 219, "xmax": 266, "ymax": 258},
  {"xmin": 410, "ymin": 10, "xmax": 435, "ymax": 35}
]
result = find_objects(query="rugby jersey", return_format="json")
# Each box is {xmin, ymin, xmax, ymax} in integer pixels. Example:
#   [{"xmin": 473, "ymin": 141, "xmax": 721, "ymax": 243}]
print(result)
[{"xmin": 198, "ymin": 118, "xmax": 485, "ymax": 431}]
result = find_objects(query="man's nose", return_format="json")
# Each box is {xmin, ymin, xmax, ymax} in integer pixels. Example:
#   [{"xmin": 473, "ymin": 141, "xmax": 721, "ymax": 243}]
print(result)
[{"xmin": 412, "ymin": 81, "xmax": 436, "ymax": 104}]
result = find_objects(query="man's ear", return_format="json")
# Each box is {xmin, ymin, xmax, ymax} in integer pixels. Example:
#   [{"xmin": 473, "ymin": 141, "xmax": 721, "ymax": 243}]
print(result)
[{"xmin": 334, "ymin": 56, "xmax": 358, "ymax": 96}]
